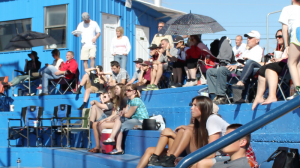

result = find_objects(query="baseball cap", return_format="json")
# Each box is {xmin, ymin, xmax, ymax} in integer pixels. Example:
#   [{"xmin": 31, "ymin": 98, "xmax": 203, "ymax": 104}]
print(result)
[
  {"xmin": 244, "ymin": 30, "xmax": 261, "ymax": 39},
  {"xmin": 133, "ymin": 58, "xmax": 143, "ymax": 63},
  {"xmin": 140, "ymin": 61, "xmax": 151, "ymax": 66},
  {"xmin": 82, "ymin": 12, "xmax": 90, "ymax": 21},
  {"xmin": 28, "ymin": 51, "xmax": 37, "ymax": 57},
  {"xmin": 148, "ymin": 44, "xmax": 161, "ymax": 50},
  {"xmin": 174, "ymin": 36, "xmax": 184, "ymax": 43}
]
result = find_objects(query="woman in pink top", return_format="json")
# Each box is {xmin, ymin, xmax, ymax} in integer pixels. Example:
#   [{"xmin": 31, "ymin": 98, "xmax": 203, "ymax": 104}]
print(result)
[{"xmin": 110, "ymin": 26, "xmax": 131, "ymax": 69}]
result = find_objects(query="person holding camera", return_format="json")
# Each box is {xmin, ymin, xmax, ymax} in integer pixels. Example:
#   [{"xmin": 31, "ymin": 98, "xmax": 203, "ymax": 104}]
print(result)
[{"xmin": 77, "ymin": 65, "xmax": 107, "ymax": 110}]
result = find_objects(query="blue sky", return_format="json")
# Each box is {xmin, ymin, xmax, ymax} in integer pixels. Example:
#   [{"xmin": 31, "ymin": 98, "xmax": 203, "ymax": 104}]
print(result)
[{"xmin": 160, "ymin": 0, "xmax": 291, "ymax": 53}]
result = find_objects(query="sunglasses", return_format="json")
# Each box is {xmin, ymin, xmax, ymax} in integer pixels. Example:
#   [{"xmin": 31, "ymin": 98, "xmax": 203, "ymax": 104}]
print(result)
[
  {"xmin": 158, "ymin": 26, "xmax": 163, "ymax": 27},
  {"xmin": 126, "ymin": 89, "xmax": 134, "ymax": 92},
  {"xmin": 276, "ymin": 35, "xmax": 283, "ymax": 39}
]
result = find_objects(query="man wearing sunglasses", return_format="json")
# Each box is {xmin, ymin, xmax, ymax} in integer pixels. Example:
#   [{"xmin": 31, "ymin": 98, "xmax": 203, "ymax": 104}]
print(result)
[{"xmin": 151, "ymin": 22, "xmax": 173, "ymax": 46}]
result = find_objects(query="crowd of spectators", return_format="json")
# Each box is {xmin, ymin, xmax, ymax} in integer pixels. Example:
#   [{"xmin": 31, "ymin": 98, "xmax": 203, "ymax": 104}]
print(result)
[{"xmin": 1, "ymin": 2, "xmax": 300, "ymax": 167}]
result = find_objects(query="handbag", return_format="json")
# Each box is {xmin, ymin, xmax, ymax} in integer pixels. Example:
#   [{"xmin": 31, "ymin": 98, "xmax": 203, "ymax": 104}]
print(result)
[
  {"xmin": 142, "ymin": 119, "xmax": 161, "ymax": 130},
  {"xmin": 149, "ymin": 115, "xmax": 166, "ymax": 131},
  {"xmin": 266, "ymin": 147, "xmax": 300, "ymax": 168}
]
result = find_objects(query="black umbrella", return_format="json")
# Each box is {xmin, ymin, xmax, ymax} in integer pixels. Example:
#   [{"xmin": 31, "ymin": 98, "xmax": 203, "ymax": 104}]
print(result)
[
  {"xmin": 5, "ymin": 31, "xmax": 57, "ymax": 50},
  {"xmin": 159, "ymin": 13, "xmax": 225, "ymax": 35}
]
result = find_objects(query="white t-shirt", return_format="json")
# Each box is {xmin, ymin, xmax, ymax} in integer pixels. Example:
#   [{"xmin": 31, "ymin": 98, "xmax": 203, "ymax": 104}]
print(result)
[
  {"xmin": 232, "ymin": 43, "xmax": 247, "ymax": 59},
  {"xmin": 51, "ymin": 58, "xmax": 64, "ymax": 70},
  {"xmin": 177, "ymin": 47, "xmax": 189, "ymax": 61},
  {"xmin": 279, "ymin": 5, "xmax": 300, "ymax": 46},
  {"xmin": 206, "ymin": 114, "xmax": 229, "ymax": 137},
  {"xmin": 242, "ymin": 45, "xmax": 263, "ymax": 63},
  {"xmin": 77, "ymin": 19, "xmax": 101, "ymax": 47},
  {"xmin": 110, "ymin": 36, "xmax": 131, "ymax": 55}
]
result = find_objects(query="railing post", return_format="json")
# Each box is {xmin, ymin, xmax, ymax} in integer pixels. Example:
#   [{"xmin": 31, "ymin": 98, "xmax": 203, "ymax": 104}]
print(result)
[
  {"xmin": 176, "ymin": 96, "xmax": 300, "ymax": 168},
  {"xmin": 266, "ymin": 10, "xmax": 282, "ymax": 53}
]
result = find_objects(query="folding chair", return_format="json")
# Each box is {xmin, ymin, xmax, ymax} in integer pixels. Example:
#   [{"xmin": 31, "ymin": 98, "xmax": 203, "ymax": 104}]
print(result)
[
  {"xmin": 277, "ymin": 65, "xmax": 290, "ymax": 101},
  {"xmin": 197, "ymin": 49, "xmax": 218, "ymax": 85},
  {"xmin": 8, "ymin": 106, "xmax": 43, "ymax": 147},
  {"xmin": 60, "ymin": 108, "xmax": 91, "ymax": 149},
  {"xmin": 40, "ymin": 104, "xmax": 72, "ymax": 147},
  {"xmin": 49, "ymin": 71, "xmax": 78, "ymax": 95},
  {"xmin": 11, "ymin": 70, "xmax": 41, "ymax": 96}
]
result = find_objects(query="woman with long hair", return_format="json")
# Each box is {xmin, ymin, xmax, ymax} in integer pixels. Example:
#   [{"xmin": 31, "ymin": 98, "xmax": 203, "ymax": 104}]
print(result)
[
  {"xmin": 100, "ymin": 84, "xmax": 149, "ymax": 155},
  {"xmin": 137, "ymin": 118, "xmax": 194, "ymax": 168},
  {"xmin": 88, "ymin": 84, "xmax": 125, "ymax": 153},
  {"xmin": 138, "ymin": 96, "xmax": 228, "ymax": 167},
  {"xmin": 252, "ymin": 29, "xmax": 288, "ymax": 110}
]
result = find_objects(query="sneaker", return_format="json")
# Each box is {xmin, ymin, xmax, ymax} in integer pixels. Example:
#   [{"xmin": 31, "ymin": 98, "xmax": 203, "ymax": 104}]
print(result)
[
  {"xmin": 161, "ymin": 154, "xmax": 176, "ymax": 167},
  {"xmin": 190, "ymin": 80, "xmax": 198, "ymax": 86},
  {"xmin": 151, "ymin": 85, "xmax": 159, "ymax": 90},
  {"xmin": 148, "ymin": 154, "xmax": 160, "ymax": 166},
  {"xmin": 170, "ymin": 83, "xmax": 176, "ymax": 88},
  {"xmin": 38, "ymin": 93, "xmax": 49, "ymax": 96},
  {"xmin": 175, "ymin": 83, "xmax": 182, "ymax": 87},
  {"xmin": 182, "ymin": 81, "xmax": 191, "ymax": 87},
  {"xmin": 214, "ymin": 96, "xmax": 228, "ymax": 105},
  {"xmin": 287, "ymin": 92, "xmax": 299, "ymax": 100},
  {"xmin": 150, "ymin": 155, "xmax": 170, "ymax": 166},
  {"xmin": 142, "ymin": 84, "xmax": 152, "ymax": 91}
]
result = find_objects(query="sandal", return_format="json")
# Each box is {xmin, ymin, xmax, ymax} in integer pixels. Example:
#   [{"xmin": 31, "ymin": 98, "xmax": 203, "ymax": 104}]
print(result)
[
  {"xmin": 88, "ymin": 148, "xmax": 101, "ymax": 153},
  {"xmin": 109, "ymin": 149, "xmax": 124, "ymax": 155},
  {"xmin": 103, "ymin": 138, "xmax": 116, "ymax": 145}
]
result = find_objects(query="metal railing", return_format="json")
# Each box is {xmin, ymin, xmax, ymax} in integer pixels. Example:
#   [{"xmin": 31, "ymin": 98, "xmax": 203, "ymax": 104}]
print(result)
[{"xmin": 176, "ymin": 95, "xmax": 300, "ymax": 168}]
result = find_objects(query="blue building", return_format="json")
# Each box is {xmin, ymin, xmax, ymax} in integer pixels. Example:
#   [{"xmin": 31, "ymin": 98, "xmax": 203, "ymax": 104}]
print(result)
[{"xmin": 0, "ymin": 0, "xmax": 185, "ymax": 96}]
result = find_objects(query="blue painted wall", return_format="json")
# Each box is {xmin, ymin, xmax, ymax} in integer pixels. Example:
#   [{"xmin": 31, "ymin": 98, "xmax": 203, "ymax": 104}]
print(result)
[{"xmin": 0, "ymin": 0, "xmax": 172, "ymax": 97}]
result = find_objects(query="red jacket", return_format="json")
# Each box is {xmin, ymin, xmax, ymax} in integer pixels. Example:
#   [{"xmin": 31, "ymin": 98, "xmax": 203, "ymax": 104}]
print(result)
[{"xmin": 186, "ymin": 45, "xmax": 202, "ymax": 60}]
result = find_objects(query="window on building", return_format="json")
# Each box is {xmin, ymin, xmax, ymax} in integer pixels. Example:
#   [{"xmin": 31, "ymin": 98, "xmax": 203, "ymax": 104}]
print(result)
[
  {"xmin": 44, "ymin": 4, "xmax": 67, "ymax": 49},
  {"xmin": 0, "ymin": 19, "xmax": 31, "ymax": 52}
]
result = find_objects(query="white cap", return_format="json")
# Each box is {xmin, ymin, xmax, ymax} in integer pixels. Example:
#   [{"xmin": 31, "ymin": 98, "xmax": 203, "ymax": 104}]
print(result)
[{"xmin": 244, "ymin": 30, "xmax": 261, "ymax": 39}]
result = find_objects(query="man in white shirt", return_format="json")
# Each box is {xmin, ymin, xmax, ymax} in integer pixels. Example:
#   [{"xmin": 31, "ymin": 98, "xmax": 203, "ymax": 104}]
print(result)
[
  {"xmin": 75, "ymin": 12, "xmax": 101, "ymax": 70},
  {"xmin": 207, "ymin": 30, "xmax": 263, "ymax": 104},
  {"xmin": 151, "ymin": 22, "xmax": 173, "ymax": 46},
  {"xmin": 232, "ymin": 35, "xmax": 247, "ymax": 59}
]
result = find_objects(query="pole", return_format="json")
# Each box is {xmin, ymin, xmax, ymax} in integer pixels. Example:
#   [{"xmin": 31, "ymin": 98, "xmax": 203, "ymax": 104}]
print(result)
[
  {"xmin": 176, "ymin": 95, "xmax": 300, "ymax": 168},
  {"xmin": 266, "ymin": 10, "xmax": 281, "ymax": 53}
]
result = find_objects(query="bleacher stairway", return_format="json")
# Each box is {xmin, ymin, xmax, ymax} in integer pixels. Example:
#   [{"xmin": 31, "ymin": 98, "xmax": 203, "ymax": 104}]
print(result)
[{"xmin": 0, "ymin": 85, "xmax": 299, "ymax": 168}]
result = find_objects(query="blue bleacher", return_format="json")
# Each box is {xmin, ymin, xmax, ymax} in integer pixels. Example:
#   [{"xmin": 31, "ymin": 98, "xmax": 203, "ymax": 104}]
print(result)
[{"xmin": 0, "ymin": 85, "xmax": 300, "ymax": 167}]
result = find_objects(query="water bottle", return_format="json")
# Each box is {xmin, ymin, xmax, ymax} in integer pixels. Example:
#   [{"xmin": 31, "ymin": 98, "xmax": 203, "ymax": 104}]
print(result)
[
  {"xmin": 17, "ymin": 158, "xmax": 21, "ymax": 168},
  {"xmin": 38, "ymin": 84, "xmax": 42, "ymax": 94}
]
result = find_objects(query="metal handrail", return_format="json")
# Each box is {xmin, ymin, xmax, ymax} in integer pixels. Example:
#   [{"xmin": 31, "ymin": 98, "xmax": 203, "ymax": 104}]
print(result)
[
  {"xmin": 176, "ymin": 95, "xmax": 300, "ymax": 168},
  {"xmin": 266, "ymin": 10, "xmax": 282, "ymax": 53}
]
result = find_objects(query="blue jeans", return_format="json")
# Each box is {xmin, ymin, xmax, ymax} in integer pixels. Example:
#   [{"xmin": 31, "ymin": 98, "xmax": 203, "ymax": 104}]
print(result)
[
  {"xmin": 206, "ymin": 66, "xmax": 232, "ymax": 96},
  {"xmin": 41, "ymin": 66, "xmax": 63, "ymax": 93},
  {"xmin": 239, "ymin": 60, "xmax": 261, "ymax": 84},
  {"xmin": 114, "ymin": 55, "xmax": 127, "ymax": 69}
]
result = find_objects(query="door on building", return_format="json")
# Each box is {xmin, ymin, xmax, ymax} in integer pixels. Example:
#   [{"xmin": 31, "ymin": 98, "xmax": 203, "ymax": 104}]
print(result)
[
  {"xmin": 102, "ymin": 14, "xmax": 119, "ymax": 72},
  {"xmin": 135, "ymin": 25, "xmax": 150, "ymax": 63}
]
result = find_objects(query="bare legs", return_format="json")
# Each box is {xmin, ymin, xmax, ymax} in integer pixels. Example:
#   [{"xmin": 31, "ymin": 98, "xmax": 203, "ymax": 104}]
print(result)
[
  {"xmin": 90, "ymin": 57, "xmax": 95, "ymax": 69},
  {"xmin": 288, "ymin": 44, "xmax": 300, "ymax": 86},
  {"xmin": 79, "ymin": 73, "xmax": 89, "ymax": 86},
  {"xmin": 167, "ymin": 129, "xmax": 193, "ymax": 157},
  {"xmin": 83, "ymin": 57, "xmax": 96, "ymax": 70},
  {"xmin": 90, "ymin": 105, "xmax": 104, "ymax": 122},
  {"xmin": 83, "ymin": 88, "xmax": 92, "ymax": 102},
  {"xmin": 137, "ymin": 128, "xmax": 176, "ymax": 168},
  {"xmin": 252, "ymin": 69, "xmax": 279, "ymax": 110},
  {"xmin": 150, "ymin": 64, "xmax": 163, "ymax": 85}
]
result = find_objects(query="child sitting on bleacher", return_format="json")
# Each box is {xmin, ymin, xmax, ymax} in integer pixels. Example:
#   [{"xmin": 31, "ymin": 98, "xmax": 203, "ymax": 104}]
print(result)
[{"xmin": 211, "ymin": 124, "xmax": 252, "ymax": 168}]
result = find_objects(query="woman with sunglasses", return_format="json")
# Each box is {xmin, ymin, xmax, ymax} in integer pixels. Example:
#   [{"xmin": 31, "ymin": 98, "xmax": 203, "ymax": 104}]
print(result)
[
  {"xmin": 101, "ymin": 84, "xmax": 149, "ymax": 155},
  {"xmin": 252, "ymin": 29, "xmax": 288, "ymax": 110}
]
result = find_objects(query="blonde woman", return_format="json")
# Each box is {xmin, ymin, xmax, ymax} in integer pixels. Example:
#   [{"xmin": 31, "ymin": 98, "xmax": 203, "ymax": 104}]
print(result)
[{"xmin": 110, "ymin": 26, "xmax": 131, "ymax": 69}]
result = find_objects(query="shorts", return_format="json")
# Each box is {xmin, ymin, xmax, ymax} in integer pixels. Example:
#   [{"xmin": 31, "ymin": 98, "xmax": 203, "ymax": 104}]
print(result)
[
  {"xmin": 186, "ymin": 58, "xmax": 198, "ymax": 69},
  {"xmin": 212, "ymin": 156, "xmax": 230, "ymax": 164},
  {"xmin": 258, "ymin": 61, "xmax": 286, "ymax": 77},
  {"xmin": 120, "ymin": 117, "xmax": 142, "ymax": 132},
  {"xmin": 80, "ymin": 45, "xmax": 97, "ymax": 60},
  {"xmin": 173, "ymin": 61, "xmax": 185, "ymax": 68},
  {"xmin": 96, "ymin": 113, "xmax": 108, "ymax": 122},
  {"xmin": 85, "ymin": 81, "xmax": 102, "ymax": 93}
]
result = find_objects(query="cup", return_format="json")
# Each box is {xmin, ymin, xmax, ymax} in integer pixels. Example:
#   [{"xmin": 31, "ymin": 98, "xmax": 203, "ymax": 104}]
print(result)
[
  {"xmin": 33, "ymin": 121, "xmax": 39, "ymax": 127},
  {"xmin": 274, "ymin": 51, "xmax": 283, "ymax": 59},
  {"xmin": 10, "ymin": 105, "xmax": 14, "ymax": 112}
]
